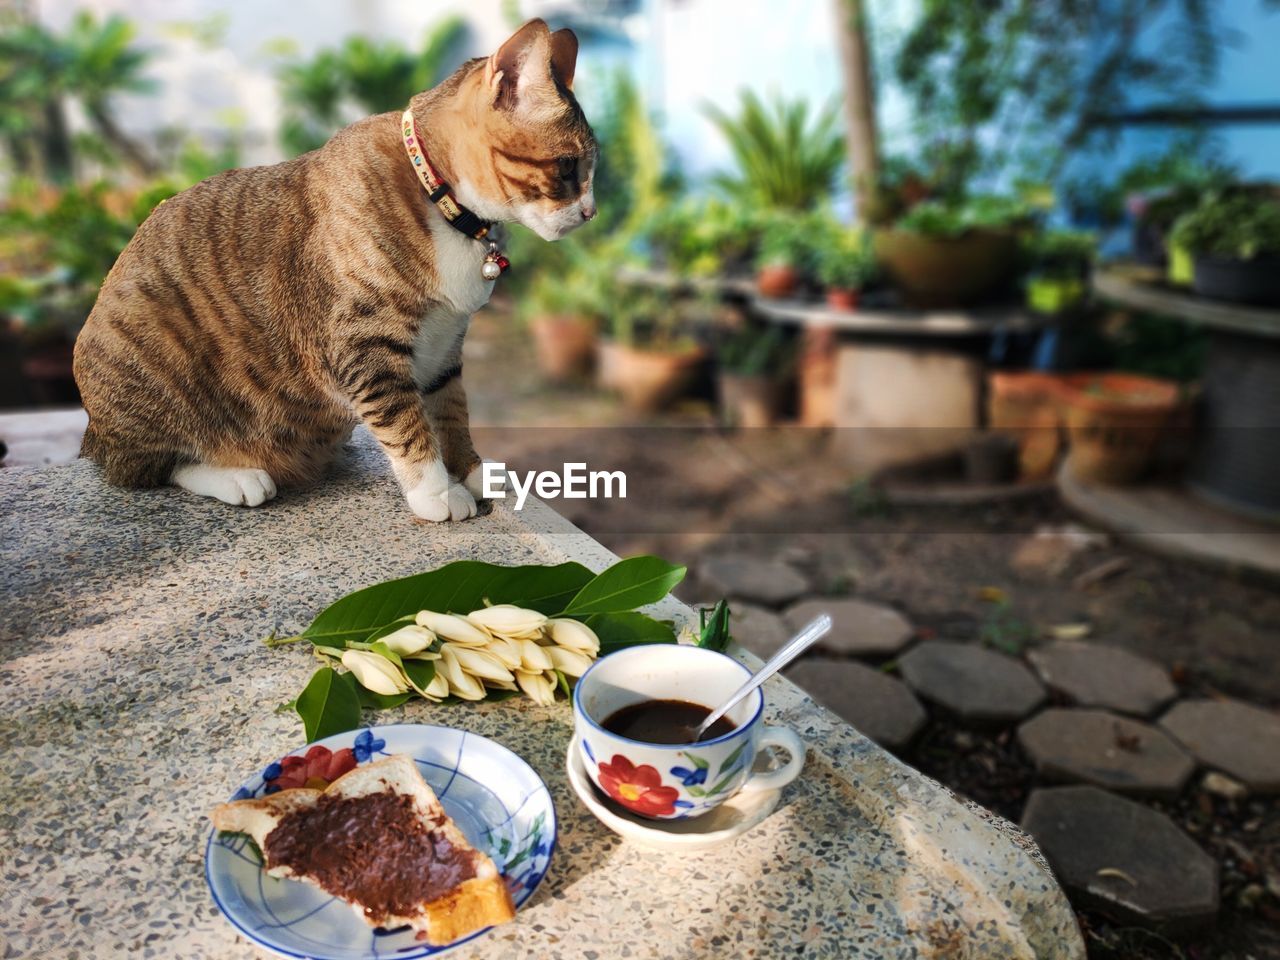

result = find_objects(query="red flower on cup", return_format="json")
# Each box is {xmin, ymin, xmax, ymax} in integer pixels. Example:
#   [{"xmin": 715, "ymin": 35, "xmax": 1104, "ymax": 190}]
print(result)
[
  {"xmin": 265, "ymin": 745, "xmax": 357, "ymax": 793},
  {"xmin": 596, "ymin": 754, "xmax": 680, "ymax": 817}
]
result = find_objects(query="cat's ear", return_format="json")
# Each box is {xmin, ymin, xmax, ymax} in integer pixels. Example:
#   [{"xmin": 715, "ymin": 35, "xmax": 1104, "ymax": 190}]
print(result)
[
  {"xmin": 549, "ymin": 29, "xmax": 578, "ymax": 90},
  {"xmin": 486, "ymin": 19, "xmax": 555, "ymax": 110}
]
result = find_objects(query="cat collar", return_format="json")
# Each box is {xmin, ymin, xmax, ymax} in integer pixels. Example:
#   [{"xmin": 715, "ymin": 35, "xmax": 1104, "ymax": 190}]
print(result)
[{"xmin": 401, "ymin": 109, "xmax": 509, "ymax": 279}]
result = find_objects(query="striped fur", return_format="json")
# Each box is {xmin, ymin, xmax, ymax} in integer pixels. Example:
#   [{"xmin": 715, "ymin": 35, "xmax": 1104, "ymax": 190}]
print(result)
[{"xmin": 73, "ymin": 19, "xmax": 594, "ymax": 520}]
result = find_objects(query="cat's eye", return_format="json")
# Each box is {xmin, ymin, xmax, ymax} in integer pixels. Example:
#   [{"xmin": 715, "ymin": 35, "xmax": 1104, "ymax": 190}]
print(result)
[{"xmin": 556, "ymin": 156, "xmax": 579, "ymax": 181}]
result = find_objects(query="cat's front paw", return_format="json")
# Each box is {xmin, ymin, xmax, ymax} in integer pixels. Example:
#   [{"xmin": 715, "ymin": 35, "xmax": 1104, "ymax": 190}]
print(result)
[{"xmin": 405, "ymin": 467, "xmax": 477, "ymax": 523}]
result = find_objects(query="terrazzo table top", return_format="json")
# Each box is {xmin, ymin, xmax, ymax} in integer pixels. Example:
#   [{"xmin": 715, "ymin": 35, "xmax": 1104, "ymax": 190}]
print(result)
[{"xmin": 0, "ymin": 431, "xmax": 1084, "ymax": 959}]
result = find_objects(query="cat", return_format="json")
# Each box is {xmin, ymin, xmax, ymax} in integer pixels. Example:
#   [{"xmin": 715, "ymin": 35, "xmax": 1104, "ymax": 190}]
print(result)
[{"xmin": 73, "ymin": 19, "xmax": 596, "ymax": 522}]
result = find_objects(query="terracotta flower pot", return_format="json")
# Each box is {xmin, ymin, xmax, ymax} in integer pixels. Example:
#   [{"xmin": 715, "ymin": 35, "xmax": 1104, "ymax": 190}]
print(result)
[
  {"xmin": 755, "ymin": 264, "xmax": 799, "ymax": 299},
  {"xmin": 873, "ymin": 228, "xmax": 1018, "ymax": 308},
  {"xmin": 1054, "ymin": 373, "xmax": 1181, "ymax": 485},
  {"xmin": 824, "ymin": 288, "xmax": 859, "ymax": 312},
  {"xmin": 599, "ymin": 340, "xmax": 707, "ymax": 412},
  {"xmin": 986, "ymin": 371, "xmax": 1066, "ymax": 481},
  {"xmin": 529, "ymin": 314, "xmax": 596, "ymax": 382},
  {"xmin": 718, "ymin": 373, "xmax": 779, "ymax": 428}
]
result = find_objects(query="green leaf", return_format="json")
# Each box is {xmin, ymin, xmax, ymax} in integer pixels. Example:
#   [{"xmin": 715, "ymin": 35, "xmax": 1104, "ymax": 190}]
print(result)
[
  {"xmin": 697, "ymin": 599, "xmax": 732, "ymax": 652},
  {"xmin": 707, "ymin": 770, "xmax": 739, "ymax": 795},
  {"xmin": 685, "ymin": 786, "xmax": 707, "ymax": 798},
  {"xmin": 559, "ymin": 556, "xmax": 686, "ymax": 616},
  {"xmin": 354, "ymin": 686, "xmax": 412, "ymax": 710},
  {"xmin": 274, "ymin": 698, "xmax": 297, "ymax": 715},
  {"xmin": 716, "ymin": 741, "xmax": 747, "ymax": 777},
  {"xmin": 584, "ymin": 611, "xmax": 678, "ymax": 654},
  {"xmin": 294, "ymin": 667, "xmax": 362, "ymax": 742},
  {"xmin": 298, "ymin": 560, "xmax": 594, "ymax": 647},
  {"xmin": 680, "ymin": 751, "xmax": 710, "ymax": 771},
  {"xmin": 554, "ymin": 669, "xmax": 571, "ymax": 698}
]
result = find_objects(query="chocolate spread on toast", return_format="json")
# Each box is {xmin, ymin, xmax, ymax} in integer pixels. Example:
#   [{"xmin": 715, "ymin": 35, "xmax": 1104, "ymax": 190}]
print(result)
[{"xmin": 264, "ymin": 790, "xmax": 481, "ymax": 924}]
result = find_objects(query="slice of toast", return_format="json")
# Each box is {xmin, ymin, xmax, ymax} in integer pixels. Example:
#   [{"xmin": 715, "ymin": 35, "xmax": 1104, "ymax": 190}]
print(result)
[{"xmin": 212, "ymin": 753, "xmax": 515, "ymax": 945}]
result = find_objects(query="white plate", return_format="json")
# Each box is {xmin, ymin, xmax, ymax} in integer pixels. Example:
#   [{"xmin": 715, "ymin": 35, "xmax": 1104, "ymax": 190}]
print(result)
[
  {"xmin": 565, "ymin": 742, "xmax": 780, "ymax": 852},
  {"xmin": 206, "ymin": 724, "xmax": 555, "ymax": 959}
]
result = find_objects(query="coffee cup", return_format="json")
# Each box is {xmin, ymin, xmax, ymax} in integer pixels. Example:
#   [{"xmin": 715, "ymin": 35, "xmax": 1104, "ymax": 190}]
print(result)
[{"xmin": 572, "ymin": 644, "xmax": 805, "ymax": 820}]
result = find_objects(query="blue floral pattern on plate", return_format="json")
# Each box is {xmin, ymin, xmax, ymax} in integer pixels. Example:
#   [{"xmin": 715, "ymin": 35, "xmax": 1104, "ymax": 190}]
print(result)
[{"xmin": 205, "ymin": 723, "xmax": 556, "ymax": 959}]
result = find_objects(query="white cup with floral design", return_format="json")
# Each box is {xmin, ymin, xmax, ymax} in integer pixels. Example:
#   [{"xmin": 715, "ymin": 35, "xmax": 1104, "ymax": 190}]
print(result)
[{"xmin": 572, "ymin": 644, "xmax": 805, "ymax": 820}]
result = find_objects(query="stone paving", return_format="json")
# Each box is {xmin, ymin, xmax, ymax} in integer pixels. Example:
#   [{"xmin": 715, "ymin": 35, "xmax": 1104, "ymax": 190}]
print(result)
[
  {"xmin": 898, "ymin": 640, "xmax": 1046, "ymax": 724},
  {"xmin": 705, "ymin": 552, "xmax": 1280, "ymax": 934},
  {"xmin": 1021, "ymin": 786, "xmax": 1220, "ymax": 934},
  {"xmin": 784, "ymin": 659, "xmax": 926, "ymax": 753},
  {"xmin": 1017, "ymin": 708, "xmax": 1195, "ymax": 799},
  {"xmin": 700, "ymin": 556, "xmax": 810, "ymax": 608},
  {"xmin": 783, "ymin": 598, "xmax": 915, "ymax": 657},
  {"xmin": 1027, "ymin": 640, "xmax": 1177, "ymax": 717},
  {"xmin": 1160, "ymin": 699, "xmax": 1280, "ymax": 793}
]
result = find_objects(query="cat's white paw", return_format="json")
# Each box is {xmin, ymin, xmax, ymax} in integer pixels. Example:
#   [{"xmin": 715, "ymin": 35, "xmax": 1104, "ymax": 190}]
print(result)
[
  {"xmin": 172, "ymin": 464, "xmax": 278, "ymax": 507},
  {"xmin": 405, "ymin": 461, "xmax": 477, "ymax": 522},
  {"xmin": 464, "ymin": 460, "xmax": 503, "ymax": 500}
]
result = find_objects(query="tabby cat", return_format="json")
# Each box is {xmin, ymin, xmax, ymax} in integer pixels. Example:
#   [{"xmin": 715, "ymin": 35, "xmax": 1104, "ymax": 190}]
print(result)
[{"xmin": 73, "ymin": 19, "xmax": 596, "ymax": 522}]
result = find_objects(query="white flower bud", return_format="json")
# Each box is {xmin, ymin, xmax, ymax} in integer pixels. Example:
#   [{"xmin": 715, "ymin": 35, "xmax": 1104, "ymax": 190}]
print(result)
[
  {"xmin": 518, "ymin": 638, "xmax": 554, "ymax": 672},
  {"xmin": 516, "ymin": 669, "xmax": 557, "ymax": 706},
  {"xmin": 467, "ymin": 604, "xmax": 548, "ymax": 636},
  {"xmin": 425, "ymin": 671, "xmax": 449, "ymax": 700},
  {"xmin": 482, "ymin": 635, "xmax": 523, "ymax": 670},
  {"xmin": 447, "ymin": 644, "xmax": 515, "ymax": 683},
  {"xmin": 342, "ymin": 650, "xmax": 408, "ymax": 696},
  {"xmin": 548, "ymin": 618, "xmax": 600, "ymax": 656},
  {"xmin": 402, "ymin": 661, "xmax": 447, "ymax": 701},
  {"xmin": 415, "ymin": 610, "xmax": 491, "ymax": 646},
  {"xmin": 547, "ymin": 645, "xmax": 593, "ymax": 677},
  {"xmin": 439, "ymin": 646, "xmax": 486, "ymax": 700},
  {"xmin": 377, "ymin": 624, "xmax": 434, "ymax": 657}
]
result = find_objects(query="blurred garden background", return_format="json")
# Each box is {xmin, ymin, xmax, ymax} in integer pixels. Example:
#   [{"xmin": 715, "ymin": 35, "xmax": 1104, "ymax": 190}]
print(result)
[{"xmin": 3, "ymin": 2, "xmax": 1280, "ymax": 956}]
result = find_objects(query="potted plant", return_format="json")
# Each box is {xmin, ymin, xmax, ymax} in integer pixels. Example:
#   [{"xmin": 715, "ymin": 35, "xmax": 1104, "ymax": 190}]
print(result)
[
  {"xmin": 1169, "ymin": 191, "xmax": 1280, "ymax": 306},
  {"xmin": 816, "ymin": 227, "xmax": 876, "ymax": 311},
  {"xmin": 1055, "ymin": 373, "xmax": 1182, "ymax": 484},
  {"xmin": 715, "ymin": 321, "xmax": 793, "ymax": 428},
  {"xmin": 520, "ymin": 271, "xmax": 599, "ymax": 383},
  {"xmin": 753, "ymin": 219, "xmax": 809, "ymax": 299},
  {"xmin": 1024, "ymin": 229, "xmax": 1096, "ymax": 315},
  {"xmin": 873, "ymin": 194, "xmax": 1028, "ymax": 308},
  {"xmin": 598, "ymin": 285, "xmax": 708, "ymax": 412}
]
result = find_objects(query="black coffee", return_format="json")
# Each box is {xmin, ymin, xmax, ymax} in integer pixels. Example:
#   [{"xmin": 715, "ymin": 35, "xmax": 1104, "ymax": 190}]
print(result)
[{"xmin": 602, "ymin": 698, "xmax": 736, "ymax": 745}]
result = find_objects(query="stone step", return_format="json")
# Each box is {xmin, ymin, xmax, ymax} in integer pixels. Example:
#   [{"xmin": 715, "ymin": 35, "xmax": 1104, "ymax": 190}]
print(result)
[
  {"xmin": 1021, "ymin": 785, "xmax": 1218, "ymax": 934},
  {"xmin": 699, "ymin": 556, "xmax": 810, "ymax": 608},
  {"xmin": 785, "ymin": 658, "xmax": 927, "ymax": 753},
  {"xmin": 1027, "ymin": 640, "xmax": 1177, "ymax": 717},
  {"xmin": 899, "ymin": 640, "xmax": 1046, "ymax": 724},
  {"xmin": 1017, "ymin": 708, "xmax": 1195, "ymax": 799},
  {"xmin": 1160, "ymin": 699, "xmax": 1280, "ymax": 794},
  {"xmin": 783, "ymin": 597, "xmax": 915, "ymax": 658}
]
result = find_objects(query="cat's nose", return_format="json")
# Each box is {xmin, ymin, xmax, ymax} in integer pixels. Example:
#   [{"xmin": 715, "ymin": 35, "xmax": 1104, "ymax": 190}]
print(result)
[{"xmin": 579, "ymin": 199, "xmax": 597, "ymax": 221}]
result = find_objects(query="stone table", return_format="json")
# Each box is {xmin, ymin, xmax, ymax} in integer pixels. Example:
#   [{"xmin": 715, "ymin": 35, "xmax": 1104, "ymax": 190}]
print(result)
[
  {"xmin": 0, "ymin": 431, "xmax": 1084, "ymax": 959},
  {"xmin": 752, "ymin": 297, "xmax": 1047, "ymax": 469}
]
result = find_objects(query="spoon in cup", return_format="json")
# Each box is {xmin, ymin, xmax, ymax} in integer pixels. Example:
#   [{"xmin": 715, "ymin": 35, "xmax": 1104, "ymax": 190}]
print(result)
[{"xmin": 690, "ymin": 613, "xmax": 833, "ymax": 743}]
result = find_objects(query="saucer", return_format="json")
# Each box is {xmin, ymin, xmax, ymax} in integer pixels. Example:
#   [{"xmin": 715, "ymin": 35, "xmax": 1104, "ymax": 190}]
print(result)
[{"xmin": 565, "ymin": 743, "xmax": 781, "ymax": 852}]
